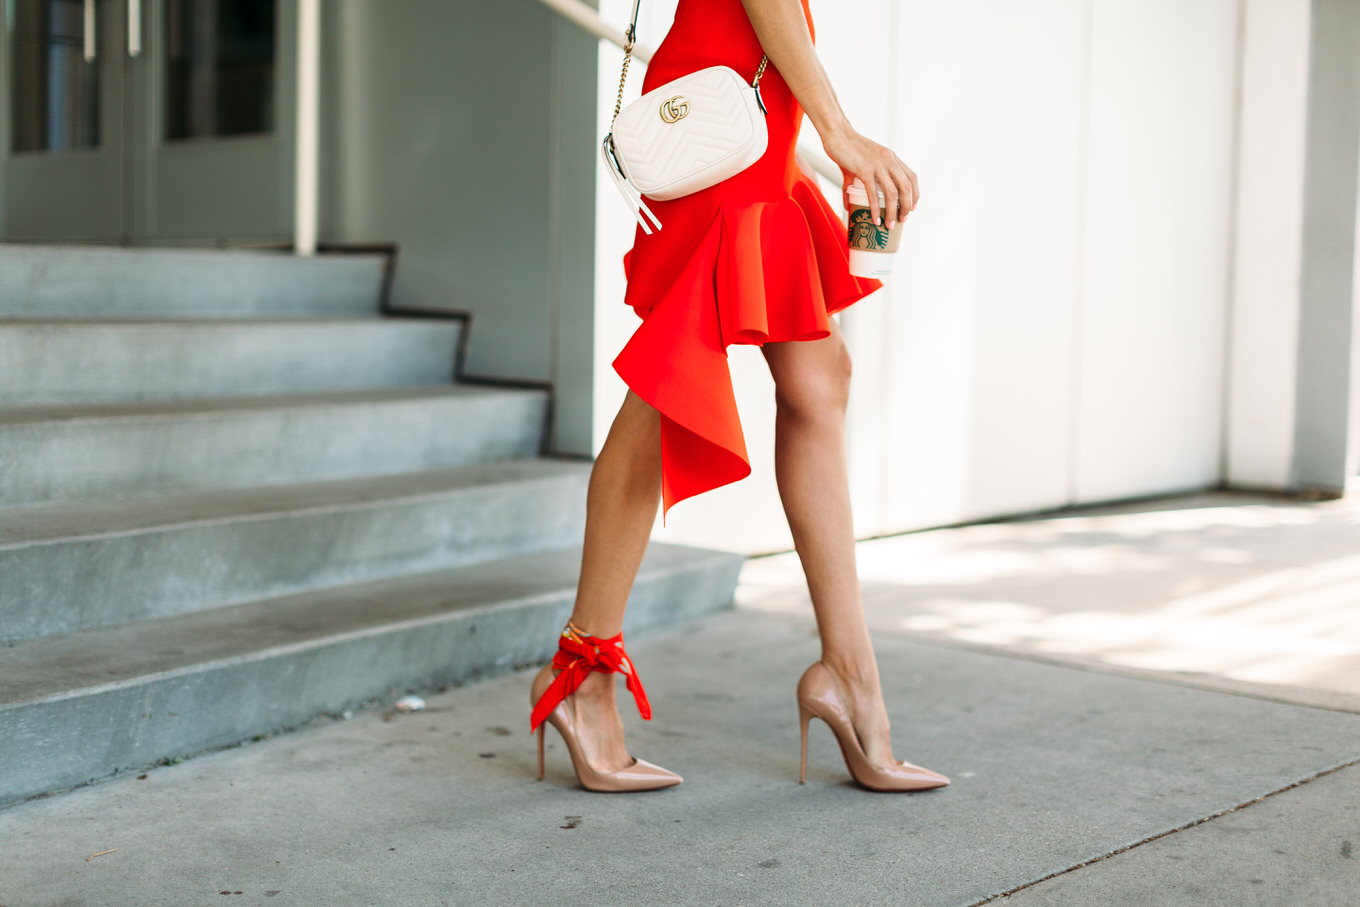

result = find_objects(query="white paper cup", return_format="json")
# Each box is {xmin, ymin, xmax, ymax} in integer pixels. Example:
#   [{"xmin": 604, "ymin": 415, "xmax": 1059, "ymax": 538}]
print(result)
[
  {"xmin": 846, "ymin": 180, "xmax": 901, "ymax": 279},
  {"xmin": 848, "ymin": 248, "xmax": 898, "ymax": 279}
]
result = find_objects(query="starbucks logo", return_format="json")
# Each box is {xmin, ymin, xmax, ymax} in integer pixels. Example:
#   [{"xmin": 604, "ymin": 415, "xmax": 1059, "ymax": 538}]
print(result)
[
  {"xmin": 659, "ymin": 96, "xmax": 690, "ymax": 124},
  {"xmin": 848, "ymin": 208, "xmax": 888, "ymax": 251}
]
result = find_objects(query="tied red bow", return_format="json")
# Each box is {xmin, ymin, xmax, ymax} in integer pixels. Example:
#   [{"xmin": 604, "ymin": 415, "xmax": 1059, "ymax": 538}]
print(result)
[{"xmin": 529, "ymin": 628, "xmax": 653, "ymax": 732}]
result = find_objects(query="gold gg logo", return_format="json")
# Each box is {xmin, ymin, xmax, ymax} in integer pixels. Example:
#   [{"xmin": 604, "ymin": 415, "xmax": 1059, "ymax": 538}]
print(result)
[{"xmin": 659, "ymin": 96, "xmax": 690, "ymax": 124}]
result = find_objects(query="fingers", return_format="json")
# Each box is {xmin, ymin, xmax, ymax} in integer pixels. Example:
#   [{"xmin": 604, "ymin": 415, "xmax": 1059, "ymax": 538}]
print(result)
[
  {"xmin": 865, "ymin": 173, "xmax": 882, "ymax": 227},
  {"xmin": 829, "ymin": 132, "xmax": 919, "ymax": 227},
  {"xmin": 880, "ymin": 168, "xmax": 900, "ymax": 229},
  {"xmin": 878, "ymin": 154, "xmax": 919, "ymax": 229},
  {"xmin": 886, "ymin": 156, "xmax": 916, "ymax": 224}
]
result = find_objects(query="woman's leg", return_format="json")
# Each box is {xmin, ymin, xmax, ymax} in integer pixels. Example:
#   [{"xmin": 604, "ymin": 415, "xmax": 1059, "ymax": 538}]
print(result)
[
  {"xmin": 558, "ymin": 390, "xmax": 662, "ymax": 771},
  {"xmin": 761, "ymin": 320, "xmax": 896, "ymax": 767}
]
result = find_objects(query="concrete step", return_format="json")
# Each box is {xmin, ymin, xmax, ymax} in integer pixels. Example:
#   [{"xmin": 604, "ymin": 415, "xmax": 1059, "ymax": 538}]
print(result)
[
  {"xmin": 0, "ymin": 386, "xmax": 548, "ymax": 508},
  {"xmin": 0, "ymin": 459, "xmax": 591, "ymax": 643},
  {"xmin": 0, "ymin": 318, "xmax": 461, "ymax": 406},
  {"xmin": 0, "ymin": 542, "xmax": 746, "ymax": 808},
  {"xmin": 0, "ymin": 245, "xmax": 387, "ymax": 318}
]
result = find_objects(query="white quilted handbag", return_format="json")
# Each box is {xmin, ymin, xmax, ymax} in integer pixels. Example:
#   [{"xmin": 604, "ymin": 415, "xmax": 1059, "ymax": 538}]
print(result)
[{"xmin": 601, "ymin": 0, "xmax": 769, "ymax": 234}]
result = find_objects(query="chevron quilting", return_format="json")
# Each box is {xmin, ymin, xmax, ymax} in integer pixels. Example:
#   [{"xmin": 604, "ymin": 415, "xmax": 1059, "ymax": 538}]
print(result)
[{"xmin": 612, "ymin": 66, "xmax": 768, "ymax": 199}]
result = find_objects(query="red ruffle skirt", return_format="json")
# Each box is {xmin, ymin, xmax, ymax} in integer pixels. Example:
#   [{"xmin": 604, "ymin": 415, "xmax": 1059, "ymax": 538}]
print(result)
[{"xmin": 615, "ymin": 0, "xmax": 881, "ymax": 517}]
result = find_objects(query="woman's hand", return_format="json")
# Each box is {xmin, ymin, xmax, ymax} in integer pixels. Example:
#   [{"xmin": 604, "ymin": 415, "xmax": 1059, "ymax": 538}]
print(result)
[
  {"xmin": 736, "ymin": 0, "xmax": 919, "ymax": 226},
  {"xmin": 821, "ymin": 127, "xmax": 920, "ymax": 229}
]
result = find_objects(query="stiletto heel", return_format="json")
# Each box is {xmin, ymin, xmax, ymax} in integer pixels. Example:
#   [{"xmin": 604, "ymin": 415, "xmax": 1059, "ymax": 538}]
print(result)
[
  {"xmin": 536, "ymin": 724, "xmax": 545, "ymax": 781},
  {"xmin": 796, "ymin": 661, "xmax": 949, "ymax": 792},
  {"xmin": 529, "ymin": 620, "xmax": 682, "ymax": 793},
  {"xmin": 799, "ymin": 705, "xmax": 811, "ymax": 785}
]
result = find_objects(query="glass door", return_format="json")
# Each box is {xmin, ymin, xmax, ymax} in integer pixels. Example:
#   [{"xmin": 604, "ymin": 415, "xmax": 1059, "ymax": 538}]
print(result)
[
  {"xmin": 2, "ymin": 0, "xmax": 294, "ymax": 244},
  {"xmin": 132, "ymin": 0, "xmax": 294, "ymax": 241},
  {"xmin": 3, "ymin": 0, "xmax": 126, "ymax": 240}
]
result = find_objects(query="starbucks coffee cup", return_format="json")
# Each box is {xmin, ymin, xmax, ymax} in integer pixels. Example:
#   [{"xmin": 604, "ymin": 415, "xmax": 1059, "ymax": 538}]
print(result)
[{"xmin": 846, "ymin": 179, "xmax": 903, "ymax": 279}]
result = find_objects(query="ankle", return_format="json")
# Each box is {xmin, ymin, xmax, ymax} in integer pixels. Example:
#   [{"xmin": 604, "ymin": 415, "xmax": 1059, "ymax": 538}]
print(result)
[
  {"xmin": 572, "ymin": 671, "xmax": 617, "ymax": 703},
  {"xmin": 820, "ymin": 653, "xmax": 882, "ymax": 696},
  {"xmin": 564, "ymin": 616, "xmax": 624, "ymax": 643}
]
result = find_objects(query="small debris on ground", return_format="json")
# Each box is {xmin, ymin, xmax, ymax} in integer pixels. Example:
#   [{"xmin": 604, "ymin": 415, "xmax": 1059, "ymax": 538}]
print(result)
[
  {"xmin": 561, "ymin": 816, "xmax": 581, "ymax": 830},
  {"xmin": 393, "ymin": 695, "xmax": 426, "ymax": 712},
  {"xmin": 86, "ymin": 849, "xmax": 117, "ymax": 861}
]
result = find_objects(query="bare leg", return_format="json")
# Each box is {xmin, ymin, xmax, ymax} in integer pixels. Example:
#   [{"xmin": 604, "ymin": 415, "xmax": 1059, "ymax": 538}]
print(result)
[
  {"xmin": 761, "ymin": 321, "xmax": 896, "ymax": 766},
  {"xmin": 555, "ymin": 390, "xmax": 661, "ymax": 772}
]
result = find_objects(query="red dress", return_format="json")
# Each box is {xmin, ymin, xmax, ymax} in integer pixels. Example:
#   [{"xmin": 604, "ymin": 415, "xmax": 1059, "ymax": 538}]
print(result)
[{"xmin": 613, "ymin": 0, "xmax": 881, "ymax": 517}]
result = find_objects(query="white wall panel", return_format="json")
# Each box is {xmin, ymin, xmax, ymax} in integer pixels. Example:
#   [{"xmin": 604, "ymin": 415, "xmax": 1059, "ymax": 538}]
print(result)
[
  {"xmin": 876, "ymin": 0, "xmax": 1086, "ymax": 532},
  {"xmin": 1226, "ymin": 0, "xmax": 1312, "ymax": 488},
  {"xmin": 1075, "ymin": 0, "xmax": 1239, "ymax": 502}
]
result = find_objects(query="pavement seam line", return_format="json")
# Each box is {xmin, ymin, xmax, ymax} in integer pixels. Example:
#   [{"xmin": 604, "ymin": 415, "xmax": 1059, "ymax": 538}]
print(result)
[{"xmin": 964, "ymin": 755, "xmax": 1360, "ymax": 906}]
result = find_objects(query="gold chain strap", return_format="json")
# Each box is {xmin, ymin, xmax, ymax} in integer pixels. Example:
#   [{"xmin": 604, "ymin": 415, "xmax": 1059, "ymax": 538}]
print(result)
[
  {"xmin": 608, "ymin": 21, "xmax": 770, "ymax": 129},
  {"xmin": 611, "ymin": 41, "xmax": 635, "ymax": 128}
]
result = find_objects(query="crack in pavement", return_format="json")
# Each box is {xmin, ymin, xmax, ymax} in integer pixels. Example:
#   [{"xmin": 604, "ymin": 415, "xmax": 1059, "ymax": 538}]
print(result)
[{"xmin": 965, "ymin": 756, "xmax": 1360, "ymax": 906}]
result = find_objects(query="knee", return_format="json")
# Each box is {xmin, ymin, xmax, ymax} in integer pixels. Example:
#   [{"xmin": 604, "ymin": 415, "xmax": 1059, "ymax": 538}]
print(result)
[
  {"xmin": 774, "ymin": 342, "xmax": 853, "ymax": 422},
  {"xmin": 596, "ymin": 392, "xmax": 660, "ymax": 471}
]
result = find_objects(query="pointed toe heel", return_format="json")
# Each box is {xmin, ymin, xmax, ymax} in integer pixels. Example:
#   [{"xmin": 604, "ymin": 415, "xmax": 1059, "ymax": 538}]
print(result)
[
  {"xmin": 529, "ymin": 621, "xmax": 681, "ymax": 793},
  {"xmin": 796, "ymin": 661, "xmax": 949, "ymax": 792}
]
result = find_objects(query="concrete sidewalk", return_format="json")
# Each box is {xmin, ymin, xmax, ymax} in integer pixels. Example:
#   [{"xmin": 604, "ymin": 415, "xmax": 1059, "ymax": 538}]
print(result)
[{"xmin": 2, "ymin": 490, "xmax": 1358, "ymax": 906}]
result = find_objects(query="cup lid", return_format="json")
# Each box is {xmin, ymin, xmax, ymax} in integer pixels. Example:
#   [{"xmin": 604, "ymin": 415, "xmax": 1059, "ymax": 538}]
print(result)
[{"xmin": 847, "ymin": 178, "xmax": 887, "ymax": 207}]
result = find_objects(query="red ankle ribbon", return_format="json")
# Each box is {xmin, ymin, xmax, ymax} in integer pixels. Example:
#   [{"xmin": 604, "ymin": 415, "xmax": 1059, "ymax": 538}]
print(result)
[{"xmin": 529, "ymin": 629, "xmax": 653, "ymax": 732}]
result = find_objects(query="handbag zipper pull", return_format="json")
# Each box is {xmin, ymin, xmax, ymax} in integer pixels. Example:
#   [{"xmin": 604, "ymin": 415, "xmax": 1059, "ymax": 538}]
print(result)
[{"xmin": 601, "ymin": 135, "xmax": 663, "ymax": 234}]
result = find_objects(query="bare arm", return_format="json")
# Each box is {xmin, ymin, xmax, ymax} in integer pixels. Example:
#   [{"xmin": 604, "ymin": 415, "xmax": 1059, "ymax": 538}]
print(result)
[{"xmin": 740, "ymin": 0, "xmax": 917, "ymax": 228}]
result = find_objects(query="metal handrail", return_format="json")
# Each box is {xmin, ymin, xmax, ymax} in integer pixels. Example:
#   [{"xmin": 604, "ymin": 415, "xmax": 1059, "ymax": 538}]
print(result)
[
  {"xmin": 535, "ymin": 0, "xmax": 842, "ymax": 187},
  {"xmin": 535, "ymin": 0, "xmax": 654, "ymax": 62}
]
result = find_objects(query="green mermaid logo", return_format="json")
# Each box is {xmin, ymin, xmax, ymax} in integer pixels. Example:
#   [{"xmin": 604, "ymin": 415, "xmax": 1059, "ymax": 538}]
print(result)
[{"xmin": 848, "ymin": 208, "xmax": 887, "ymax": 251}]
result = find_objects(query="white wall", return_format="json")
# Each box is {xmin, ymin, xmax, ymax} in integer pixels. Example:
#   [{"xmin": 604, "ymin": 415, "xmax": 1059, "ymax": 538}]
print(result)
[
  {"xmin": 594, "ymin": 0, "xmax": 1248, "ymax": 553},
  {"xmin": 1225, "ymin": 0, "xmax": 1312, "ymax": 489},
  {"xmin": 1351, "ymin": 148, "xmax": 1360, "ymax": 478}
]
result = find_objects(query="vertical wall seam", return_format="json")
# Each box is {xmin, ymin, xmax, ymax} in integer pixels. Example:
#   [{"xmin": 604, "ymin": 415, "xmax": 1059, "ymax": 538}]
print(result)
[
  {"xmin": 1218, "ymin": 0, "xmax": 1250, "ymax": 488},
  {"xmin": 1067, "ymin": 0, "xmax": 1095, "ymax": 507},
  {"xmin": 1288, "ymin": 0, "xmax": 1318, "ymax": 490},
  {"xmin": 1349, "ymin": 136, "xmax": 1360, "ymax": 477}
]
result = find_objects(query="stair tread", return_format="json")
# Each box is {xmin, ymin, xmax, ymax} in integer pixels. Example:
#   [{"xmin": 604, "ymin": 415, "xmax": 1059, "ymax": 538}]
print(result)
[
  {"xmin": 0, "ymin": 384, "xmax": 539, "ymax": 424},
  {"xmin": 0, "ymin": 458, "xmax": 590, "ymax": 547},
  {"xmin": 0, "ymin": 542, "xmax": 734, "ymax": 707},
  {"xmin": 0, "ymin": 246, "xmax": 388, "ymax": 319},
  {"xmin": 0, "ymin": 316, "xmax": 444, "ymax": 326}
]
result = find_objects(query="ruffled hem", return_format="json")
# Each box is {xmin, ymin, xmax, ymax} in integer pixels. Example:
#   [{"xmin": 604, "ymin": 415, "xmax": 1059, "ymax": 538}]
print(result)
[{"xmin": 613, "ymin": 174, "xmax": 882, "ymax": 518}]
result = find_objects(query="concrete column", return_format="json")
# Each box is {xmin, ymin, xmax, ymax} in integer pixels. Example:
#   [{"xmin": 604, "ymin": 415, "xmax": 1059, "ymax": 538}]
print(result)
[
  {"xmin": 547, "ymin": 9, "xmax": 599, "ymax": 457},
  {"xmin": 1292, "ymin": 0, "xmax": 1360, "ymax": 493},
  {"xmin": 1227, "ymin": 0, "xmax": 1360, "ymax": 496}
]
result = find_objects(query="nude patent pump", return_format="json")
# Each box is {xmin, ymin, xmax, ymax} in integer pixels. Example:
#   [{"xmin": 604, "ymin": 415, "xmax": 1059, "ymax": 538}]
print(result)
[
  {"xmin": 529, "ymin": 621, "xmax": 681, "ymax": 793},
  {"xmin": 797, "ymin": 661, "xmax": 950, "ymax": 792}
]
